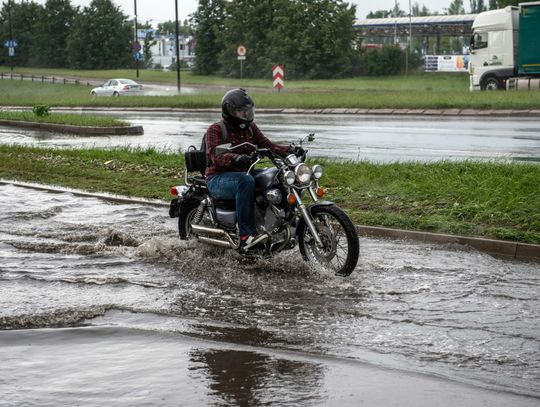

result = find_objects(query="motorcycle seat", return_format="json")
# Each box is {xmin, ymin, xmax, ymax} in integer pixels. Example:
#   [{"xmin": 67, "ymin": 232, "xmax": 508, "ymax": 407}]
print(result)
[
  {"xmin": 213, "ymin": 198, "xmax": 236, "ymax": 210},
  {"xmin": 188, "ymin": 175, "xmax": 207, "ymax": 186}
]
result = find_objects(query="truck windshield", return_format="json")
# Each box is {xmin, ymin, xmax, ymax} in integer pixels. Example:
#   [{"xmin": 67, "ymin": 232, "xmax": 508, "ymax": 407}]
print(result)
[{"xmin": 470, "ymin": 32, "xmax": 488, "ymax": 50}]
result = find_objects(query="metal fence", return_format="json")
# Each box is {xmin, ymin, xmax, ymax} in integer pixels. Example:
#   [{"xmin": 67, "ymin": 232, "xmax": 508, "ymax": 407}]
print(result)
[{"xmin": 0, "ymin": 72, "xmax": 93, "ymax": 86}]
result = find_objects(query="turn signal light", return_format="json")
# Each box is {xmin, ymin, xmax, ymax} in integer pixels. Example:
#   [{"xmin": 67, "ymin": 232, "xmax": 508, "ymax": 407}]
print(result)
[
  {"xmin": 316, "ymin": 187, "xmax": 325, "ymax": 198},
  {"xmin": 170, "ymin": 186, "xmax": 178, "ymax": 196},
  {"xmin": 287, "ymin": 193, "xmax": 296, "ymax": 205}
]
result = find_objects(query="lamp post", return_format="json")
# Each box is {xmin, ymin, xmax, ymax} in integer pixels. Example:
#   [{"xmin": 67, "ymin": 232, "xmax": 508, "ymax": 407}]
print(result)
[
  {"xmin": 406, "ymin": 0, "xmax": 412, "ymax": 74},
  {"xmin": 134, "ymin": 0, "xmax": 139, "ymax": 78},
  {"xmin": 174, "ymin": 0, "xmax": 181, "ymax": 93},
  {"xmin": 8, "ymin": 0, "xmax": 14, "ymax": 72}
]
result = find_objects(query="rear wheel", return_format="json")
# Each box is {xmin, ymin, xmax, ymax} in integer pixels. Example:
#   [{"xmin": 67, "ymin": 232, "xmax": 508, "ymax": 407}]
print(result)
[
  {"xmin": 298, "ymin": 205, "xmax": 359, "ymax": 276},
  {"xmin": 178, "ymin": 200, "xmax": 201, "ymax": 240},
  {"xmin": 112, "ymin": 91, "xmax": 120, "ymax": 97}
]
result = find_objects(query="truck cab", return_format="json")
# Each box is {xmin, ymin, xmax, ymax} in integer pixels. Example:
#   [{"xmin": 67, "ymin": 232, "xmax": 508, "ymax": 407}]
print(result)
[{"xmin": 469, "ymin": 6, "xmax": 519, "ymax": 91}]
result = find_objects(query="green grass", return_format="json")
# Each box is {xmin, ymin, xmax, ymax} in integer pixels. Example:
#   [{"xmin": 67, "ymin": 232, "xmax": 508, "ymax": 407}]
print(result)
[
  {"xmin": 0, "ymin": 110, "xmax": 129, "ymax": 127},
  {"xmin": 1, "ymin": 144, "xmax": 538, "ymax": 244},
  {"xmin": 1, "ymin": 67, "xmax": 540, "ymax": 109}
]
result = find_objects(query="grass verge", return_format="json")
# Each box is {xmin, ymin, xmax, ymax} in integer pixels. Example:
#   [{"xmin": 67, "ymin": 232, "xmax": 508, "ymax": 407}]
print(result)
[
  {"xmin": 1, "ymin": 144, "xmax": 538, "ymax": 244},
  {"xmin": 1, "ymin": 69, "xmax": 540, "ymax": 110},
  {"xmin": 0, "ymin": 110, "xmax": 129, "ymax": 127}
]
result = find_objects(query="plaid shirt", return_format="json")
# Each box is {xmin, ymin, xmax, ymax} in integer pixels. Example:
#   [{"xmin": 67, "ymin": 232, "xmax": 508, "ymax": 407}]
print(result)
[{"xmin": 204, "ymin": 120, "xmax": 290, "ymax": 179}]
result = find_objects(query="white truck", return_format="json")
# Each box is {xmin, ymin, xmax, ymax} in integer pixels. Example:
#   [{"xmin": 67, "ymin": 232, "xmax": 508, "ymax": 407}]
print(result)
[{"xmin": 469, "ymin": 1, "xmax": 540, "ymax": 91}]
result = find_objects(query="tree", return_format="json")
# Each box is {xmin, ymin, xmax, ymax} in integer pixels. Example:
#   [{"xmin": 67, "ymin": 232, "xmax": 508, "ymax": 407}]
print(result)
[
  {"xmin": 66, "ymin": 0, "xmax": 132, "ymax": 69},
  {"xmin": 412, "ymin": 3, "xmax": 432, "ymax": 16},
  {"xmin": 156, "ymin": 19, "xmax": 192, "ymax": 36},
  {"xmin": 31, "ymin": 0, "xmax": 76, "ymax": 67},
  {"xmin": 447, "ymin": 0, "xmax": 465, "ymax": 14},
  {"xmin": 488, "ymin": 0, "xmax": 519, "ymax": 8},
  {"xmin": 142, "ymin": 24, "xmax": 156, "ymax": 68},
  {"xmin": 0, "ymin": 1, "xmax": 41, "ymax": 67},
  {"xmin": 470, "ymin": 0, "xmax": 487, "ymax": 13},
  {"xmin": 192, "ymin": 0, "xmax": 226, "ymax": 75},
  {"xmin": 366, "ymin": 10, "xmax": 392, "ymax": 18}
]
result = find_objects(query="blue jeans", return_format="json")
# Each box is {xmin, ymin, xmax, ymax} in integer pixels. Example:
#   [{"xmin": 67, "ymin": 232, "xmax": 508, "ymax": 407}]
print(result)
[{"xmin": 207, "ymin": 171, "xmax": 256, "ymax": 237}]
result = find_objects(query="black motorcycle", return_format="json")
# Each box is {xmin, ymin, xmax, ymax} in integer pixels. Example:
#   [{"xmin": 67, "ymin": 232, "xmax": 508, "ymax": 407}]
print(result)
[{"xmin": 169, "ymin": 135, "xmax": 359, "ymax": 276}]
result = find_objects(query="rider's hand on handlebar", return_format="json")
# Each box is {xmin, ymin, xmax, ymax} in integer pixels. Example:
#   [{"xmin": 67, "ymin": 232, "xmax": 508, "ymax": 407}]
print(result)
[
  {"xmin": 289, "ymin": 145, "xmax": 305, "ymax": 157},
  {"xmin": 234, "ymin": 154, "xmax": 252, "ymax": 169}
]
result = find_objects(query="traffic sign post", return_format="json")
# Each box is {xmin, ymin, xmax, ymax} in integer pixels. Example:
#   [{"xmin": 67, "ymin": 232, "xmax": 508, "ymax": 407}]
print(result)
[
  {"xmin": 237, "ymin": 45, "xmax": 247, "ymax": 80},
  {"xmin": 4, "ymin": 39, "xmax": 18, "ymax": 71},
  {"xmin": 272, "ymin": 65, "xmax": 284, "ymax": 91}
]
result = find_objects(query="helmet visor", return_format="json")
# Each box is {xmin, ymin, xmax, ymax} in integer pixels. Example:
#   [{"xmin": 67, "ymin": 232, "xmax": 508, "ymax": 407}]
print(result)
[{"xmin": 232, "ymin": 105, "xmax": 254, "ymax": 123}]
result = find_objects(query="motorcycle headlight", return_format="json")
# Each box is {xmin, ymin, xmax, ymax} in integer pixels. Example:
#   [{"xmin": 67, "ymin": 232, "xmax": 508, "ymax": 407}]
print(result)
[
  {"xmin": 312, "ymin": 164, "xmax": 323, "ymax": 179},
  {"xmin": 284, "ymin": 170, "xmax": 295, "ymax": 186},
  {"xmin": 295, "ymin": 163, "xmax": 312, "ymax": 184}
]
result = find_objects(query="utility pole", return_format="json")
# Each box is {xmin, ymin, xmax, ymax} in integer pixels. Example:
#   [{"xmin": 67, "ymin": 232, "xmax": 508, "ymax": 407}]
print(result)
[
  {"xmin": 174, "ymin": 0, "xmax": 181, "ymax": 93},
  {"xmin": 8, "ymin": 0, "xmax": 14, "ymax": 72},
  {"xmin": 406, "ymin": 0, "xmax": 412, "ymax": 74},
  {"xmin": 134, "ymin": 0, "xmax": 139, "ymax": 78}
]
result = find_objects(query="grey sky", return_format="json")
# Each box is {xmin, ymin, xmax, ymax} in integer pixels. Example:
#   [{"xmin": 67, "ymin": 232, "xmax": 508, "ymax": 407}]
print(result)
[{"xmin": 32, "ymin": 1, "xmax": 460, "ymax": 25}]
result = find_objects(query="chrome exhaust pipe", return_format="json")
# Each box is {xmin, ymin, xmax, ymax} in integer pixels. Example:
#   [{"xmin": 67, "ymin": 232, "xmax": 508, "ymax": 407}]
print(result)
[
  {"xmin": 191, "ymin": 224, "xmax": 240, "ymax": 249},
  {"xmin": 191, "ymin": 224, "xmax": 227, "ymax": 237},
  {"xmin": 197, "ymin": 236, "xmax": 233, "ymax": 248}
]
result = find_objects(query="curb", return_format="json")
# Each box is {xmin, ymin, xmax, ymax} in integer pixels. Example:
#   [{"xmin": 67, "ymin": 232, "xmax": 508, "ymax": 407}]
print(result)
[
  {"xmin": 357, "ymin": 225, "xmax": 539, "ymax": 262},
  {"xmin": 52, "ymin": 107, "xmax": 540, "ymax": 117},
  {"xmin": 2, "ymin": 180, "xmax": 538, "ymax": 263},
  {"xmin": 4, "ymin": 106, "xmax": 540, "ymax": 117},
  {"xmin": 0, "ymin": 119, "xmax": 143, "ymax": 135}
]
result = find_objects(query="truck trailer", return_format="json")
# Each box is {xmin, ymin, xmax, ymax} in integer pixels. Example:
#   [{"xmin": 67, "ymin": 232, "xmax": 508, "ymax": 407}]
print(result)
[{"xmin": 469, "ymin": 1, "xmax": 540, "ymax": 91}]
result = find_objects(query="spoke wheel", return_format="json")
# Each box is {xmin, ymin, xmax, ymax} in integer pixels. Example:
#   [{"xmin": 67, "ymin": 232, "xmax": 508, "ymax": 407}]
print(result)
[
  {"xmin": 178, "ymin": 201, "xmax": 200, "ymax": 240},
  {"xmin": 298, "ymin": 205, "xmax": 359, "ymax": 276}
]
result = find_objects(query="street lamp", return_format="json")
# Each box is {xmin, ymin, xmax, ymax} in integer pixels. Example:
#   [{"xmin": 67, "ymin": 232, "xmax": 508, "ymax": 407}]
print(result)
[
  {"xmin": 174, "ymin": 0, "xmax": 181, "ymax": 93},
  {"xmin": 134, "ymin": 0, "xmax": 139, "ymax": 78},
  {"xmin": 8, "ymin": 0, "xmax": 14, "ymax": 72}
]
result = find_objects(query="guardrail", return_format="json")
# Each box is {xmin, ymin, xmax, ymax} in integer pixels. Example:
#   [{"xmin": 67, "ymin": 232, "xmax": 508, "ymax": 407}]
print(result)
[{"xmin": 0, "ymin": 72, "xmax": 93, "ymax": 86}]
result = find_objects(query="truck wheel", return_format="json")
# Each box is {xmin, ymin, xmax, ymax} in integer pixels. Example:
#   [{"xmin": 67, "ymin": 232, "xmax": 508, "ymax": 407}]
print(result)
[{"xmin": 482, "ymin": 77, "xmax": 502, "ymax": 91}]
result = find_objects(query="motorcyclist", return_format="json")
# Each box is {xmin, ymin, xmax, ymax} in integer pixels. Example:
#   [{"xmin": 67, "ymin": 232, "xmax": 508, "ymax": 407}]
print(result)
[{"xmin": 205, "ymin": 88, "xmax": 304, "ymax": 249}]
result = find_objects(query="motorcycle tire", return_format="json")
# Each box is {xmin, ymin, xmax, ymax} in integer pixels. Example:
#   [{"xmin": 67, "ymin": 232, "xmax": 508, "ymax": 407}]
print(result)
[
  {"xmin": 297, "ymin": 205, "xmax": 359, "ymax": 276},
  {"xmin": 178, "ymin": 199, "xmax": 200, "ymax": 240}
]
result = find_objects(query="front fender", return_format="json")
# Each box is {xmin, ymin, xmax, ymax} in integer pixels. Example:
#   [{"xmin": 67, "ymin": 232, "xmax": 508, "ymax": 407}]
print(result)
[{"xmin": 295, "ymin": 201, "xmax": 334, "ymax": 236}]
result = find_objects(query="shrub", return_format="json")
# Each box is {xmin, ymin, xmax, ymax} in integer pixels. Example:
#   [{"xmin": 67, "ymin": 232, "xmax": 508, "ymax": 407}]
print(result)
[
  {"xmin": 362, "ymin": 46, "xmax": 406, "ymax": 76},
  {"xmin": 32, "ymin": 104, "xmax": 51, "ymax": 117}
]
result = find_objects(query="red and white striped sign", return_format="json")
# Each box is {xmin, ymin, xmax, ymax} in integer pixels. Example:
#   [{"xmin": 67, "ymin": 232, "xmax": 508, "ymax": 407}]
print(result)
[{"xmin": 272, "ymin": 65, "xmax": 284, "ymax": 89}]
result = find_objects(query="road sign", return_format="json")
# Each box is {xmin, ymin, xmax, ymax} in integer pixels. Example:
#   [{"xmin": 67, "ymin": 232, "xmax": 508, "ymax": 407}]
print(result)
[
  {"xmin": 272, "ymin": 65, "xmax": 284, "ymax": 89},
  {"xmin": 8, "ymin": 47, "xmax": 15, "ymax": 57},
  {"xmin": 237, "ymin": 45, "xmax": 247, "ymax": 56},
  {"xmin": 133, "ymin": 41, "xmax": 141, "ymax": 52},
  {"xmin": 3, "ymin": 40, "xmax": 18, "ymax": 48},
  {"xmin": 237, "ymin": 55, "xmax": 246, "ymax": 60},
  {"xmin": 133, "ymin": 51, "xmax": 142, "ymax": 61}
]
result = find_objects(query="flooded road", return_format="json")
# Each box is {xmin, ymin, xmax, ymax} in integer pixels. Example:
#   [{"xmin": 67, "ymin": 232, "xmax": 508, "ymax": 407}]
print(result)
[
  {"xmin": 1, "ymin": 184, "xmax": 539, "ymax": 405},
  {"xmin": 1, "ymin": 111, "xmax": 539, "ymax": 162}
]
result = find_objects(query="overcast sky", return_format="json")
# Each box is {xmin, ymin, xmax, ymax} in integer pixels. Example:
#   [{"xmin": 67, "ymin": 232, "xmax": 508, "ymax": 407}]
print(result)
[{"xmin": 32, "ymin": 1, "xmax": 459, "ymax": 24}]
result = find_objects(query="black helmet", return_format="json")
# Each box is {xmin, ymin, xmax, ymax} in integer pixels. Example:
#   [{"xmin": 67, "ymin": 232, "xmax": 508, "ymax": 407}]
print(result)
[{"xmin": 221, "ymin": 88, "xmax": 254, "ymax": 129}]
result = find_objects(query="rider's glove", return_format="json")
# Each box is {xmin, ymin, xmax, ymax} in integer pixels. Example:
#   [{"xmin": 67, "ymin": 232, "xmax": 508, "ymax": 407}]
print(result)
[
  {"xmin": 234, "ymin": 154, "xmax": 252, "ymax": 169},
  {"xmin": 289, "ymin": 145, "xmax": 305, "ymax": 157}
]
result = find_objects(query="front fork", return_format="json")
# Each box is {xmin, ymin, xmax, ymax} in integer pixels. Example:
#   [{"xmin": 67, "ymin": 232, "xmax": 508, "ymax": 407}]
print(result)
[{"xmin": 292, "ymin": 188, "xmax": 325, "ymax": 247}]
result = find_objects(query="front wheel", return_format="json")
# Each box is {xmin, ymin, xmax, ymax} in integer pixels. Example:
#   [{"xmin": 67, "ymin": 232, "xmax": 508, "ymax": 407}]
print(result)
[
  {"xmin": 482, "ymin": 76, "xmax": 502, "ymax": 91},
  {"xmin": 298, "ymin": 205, "xmax": 359, "ymax": 276}
]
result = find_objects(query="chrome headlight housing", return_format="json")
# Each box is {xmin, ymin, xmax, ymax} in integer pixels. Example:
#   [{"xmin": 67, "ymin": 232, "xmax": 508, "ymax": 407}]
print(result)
[
  {"xmin": 312, "ymin": 164, "xmax": 323, "ymax": 179},
  {"xmin": 295, "ymin": 163, "xmax": 312, "ymax": 184},
  {"xmin": 283, "ymin": 170, "xmax": 295, "ymax": 186}
]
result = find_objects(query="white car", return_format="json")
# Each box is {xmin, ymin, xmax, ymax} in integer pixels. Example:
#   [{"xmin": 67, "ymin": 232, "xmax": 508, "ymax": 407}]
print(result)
[{"xmin": 90, "ymin": 78, "xmax": 144, "ymax": 96}]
